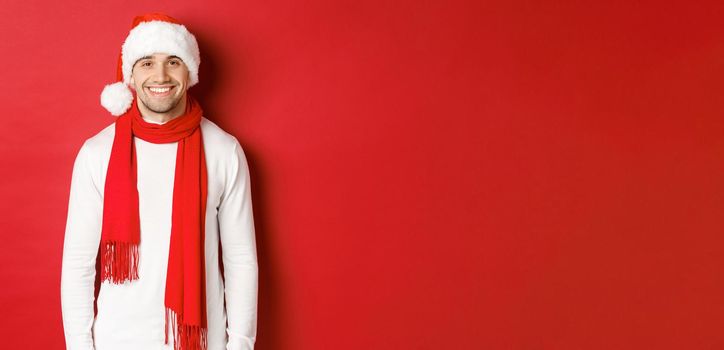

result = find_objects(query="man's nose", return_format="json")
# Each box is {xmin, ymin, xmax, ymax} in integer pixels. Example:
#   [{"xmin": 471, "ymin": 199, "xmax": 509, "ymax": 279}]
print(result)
[{"xmin": 151, "ymin": 63, "xmax": 170, "ymax": 82}]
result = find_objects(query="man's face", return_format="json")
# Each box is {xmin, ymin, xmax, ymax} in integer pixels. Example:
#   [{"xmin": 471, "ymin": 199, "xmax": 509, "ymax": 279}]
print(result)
[{"xmin": 130, "ymin": 53, "xmax": 190, "ymax": 115}]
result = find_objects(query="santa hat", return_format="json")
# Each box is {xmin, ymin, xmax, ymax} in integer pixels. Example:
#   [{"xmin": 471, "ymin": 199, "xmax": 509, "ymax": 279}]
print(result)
[{"xmin": 100, "ymin": 13, "xmax": 201, "ymax": 116}]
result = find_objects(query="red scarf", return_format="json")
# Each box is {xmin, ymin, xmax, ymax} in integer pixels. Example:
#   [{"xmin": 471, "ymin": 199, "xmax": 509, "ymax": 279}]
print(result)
[{"xmin": 100, "ymin": 93, "xmax": 208, "ymax": 350}]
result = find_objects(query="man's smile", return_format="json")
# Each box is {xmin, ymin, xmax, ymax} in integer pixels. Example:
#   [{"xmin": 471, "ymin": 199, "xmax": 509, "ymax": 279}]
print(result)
[{"xmin": 145, "ymin": 85, "xmax": 175, "ymax": 97}]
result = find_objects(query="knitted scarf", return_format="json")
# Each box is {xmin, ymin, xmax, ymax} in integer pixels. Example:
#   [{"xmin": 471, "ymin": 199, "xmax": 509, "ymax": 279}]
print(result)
[{"xmin": 100, "ymin": 92, "xmax": 208, "ymax": 350}]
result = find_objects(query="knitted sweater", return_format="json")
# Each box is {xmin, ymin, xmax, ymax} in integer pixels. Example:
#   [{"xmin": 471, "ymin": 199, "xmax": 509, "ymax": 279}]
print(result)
[{"xmin": 60, "ymin": 117, "xmax": 258, "ymax": 350}]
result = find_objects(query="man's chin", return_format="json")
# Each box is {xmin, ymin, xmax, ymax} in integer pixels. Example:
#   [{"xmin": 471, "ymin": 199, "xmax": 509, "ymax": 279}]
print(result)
[
  {"xmin": 148, "ymin": 107, "xmax": 174, "ymax": 114},
  {"xmin": 140, "ymin": 98, "xmax": 180, "ymax": 114}
]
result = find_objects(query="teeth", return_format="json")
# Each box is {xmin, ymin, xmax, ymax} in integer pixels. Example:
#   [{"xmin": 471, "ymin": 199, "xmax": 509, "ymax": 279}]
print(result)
[{"xmin": 149, "ymin": 87, "xmax": 171, "ymax": 93}]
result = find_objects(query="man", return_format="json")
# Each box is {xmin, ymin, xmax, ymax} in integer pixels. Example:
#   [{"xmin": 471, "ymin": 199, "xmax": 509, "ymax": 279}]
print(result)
[{"xmin": 60, "ymin": 13, "xmax": 258, "ymax": 350}]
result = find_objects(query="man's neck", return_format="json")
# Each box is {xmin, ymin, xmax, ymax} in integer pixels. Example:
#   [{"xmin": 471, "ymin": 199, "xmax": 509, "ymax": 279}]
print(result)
[{"xmin": 137, "ymin": 96, "xmax": 187, "ymax": 125}]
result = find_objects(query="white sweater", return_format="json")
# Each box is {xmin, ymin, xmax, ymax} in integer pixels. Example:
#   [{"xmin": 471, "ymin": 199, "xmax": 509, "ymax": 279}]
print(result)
[{"xmin": 61, "ymin": 117, "xmax": 258, "ymax": 350}]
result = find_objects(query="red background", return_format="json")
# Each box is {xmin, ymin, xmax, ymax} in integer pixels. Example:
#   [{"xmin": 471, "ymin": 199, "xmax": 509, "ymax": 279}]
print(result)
[{"xmin": 1, "ymin": 0, "xmax": 724, "ymax": 349}]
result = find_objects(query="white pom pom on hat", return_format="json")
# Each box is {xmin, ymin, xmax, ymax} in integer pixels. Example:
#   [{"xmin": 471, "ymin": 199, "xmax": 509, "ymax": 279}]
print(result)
[
  {"xmin": 100, "ymin": 81, "xmax": 134, "ymax": 116},
  {"xmin": 100, "ymin": 12, "xmax": 201, "ymax": 116}
]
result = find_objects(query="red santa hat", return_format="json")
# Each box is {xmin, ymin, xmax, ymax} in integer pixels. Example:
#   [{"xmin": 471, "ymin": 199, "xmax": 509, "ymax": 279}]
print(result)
[{"xmin": 100, "ymin": 13, "xmax": 201, "ymax": 116}]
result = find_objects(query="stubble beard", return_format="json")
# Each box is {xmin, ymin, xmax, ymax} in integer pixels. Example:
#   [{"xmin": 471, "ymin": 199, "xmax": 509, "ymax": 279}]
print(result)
[{"xmin": 138, "ymin": 88, "xmax": 183, "ymax": 114}]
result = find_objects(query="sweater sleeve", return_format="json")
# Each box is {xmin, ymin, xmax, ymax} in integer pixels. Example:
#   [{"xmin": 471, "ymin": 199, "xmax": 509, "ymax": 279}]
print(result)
[
  {"xmin": 60, "ymin": 140, "xmax": 102, "ymax": 350},
  {"xmin": 218, "ymin": 139, "xmax": 259, "ymax": 350}
]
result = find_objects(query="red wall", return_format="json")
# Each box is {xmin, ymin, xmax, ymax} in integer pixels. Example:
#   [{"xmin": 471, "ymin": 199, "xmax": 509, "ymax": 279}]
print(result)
[{"xmin": 2, "ymin": 0, "xmax": 724, "ymax": 349}]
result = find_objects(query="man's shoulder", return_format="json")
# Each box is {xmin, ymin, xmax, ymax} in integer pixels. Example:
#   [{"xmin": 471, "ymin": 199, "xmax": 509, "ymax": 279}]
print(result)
[
  {"xmin": 200, "ymin": 117, "xmax": 240, "ymax": 150},
  {"xmin": 80, "ymin": 121, "xmax": 116, "ymax": 156}
]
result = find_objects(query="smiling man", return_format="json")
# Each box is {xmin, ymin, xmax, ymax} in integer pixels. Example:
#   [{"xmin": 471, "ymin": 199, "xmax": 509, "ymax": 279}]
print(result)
[{"xmin": 60, "ymin": 13, "xmax": 258, "ymax": 350}]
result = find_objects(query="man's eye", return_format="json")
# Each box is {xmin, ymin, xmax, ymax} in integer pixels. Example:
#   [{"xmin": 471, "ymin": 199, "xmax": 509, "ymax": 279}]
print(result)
[
  {"xmin": 142, "ymin": 62, "xmax": 151, "ymax": 67},
  {"xmin": 170, "ymin": 60, "xmax": 179, "ymax": 65}
]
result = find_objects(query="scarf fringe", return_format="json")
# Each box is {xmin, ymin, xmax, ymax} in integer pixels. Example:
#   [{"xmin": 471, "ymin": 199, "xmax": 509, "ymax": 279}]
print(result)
[
  {"xmin": 100, "ymin": 240, "xmax": 139, "ymax": 283},
  {"xmin": 165, "ymin": 307, "xmax": 208, "ymax": 350}
]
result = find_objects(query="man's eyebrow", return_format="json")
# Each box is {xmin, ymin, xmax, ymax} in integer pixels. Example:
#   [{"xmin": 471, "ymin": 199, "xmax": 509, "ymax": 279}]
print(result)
[{"xmin": 138, "ymin": 55, "xmax": 182, "ymax": 61}]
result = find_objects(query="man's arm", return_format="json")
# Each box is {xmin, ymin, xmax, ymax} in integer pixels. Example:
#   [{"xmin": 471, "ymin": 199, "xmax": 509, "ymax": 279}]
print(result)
[
  {"xmin": 60, "ymin": 141, "xmax": 102, "ymax": 350},
  {"xmin": 218, "ymin": 139, "xmax": 259, "ymax": 350}
]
